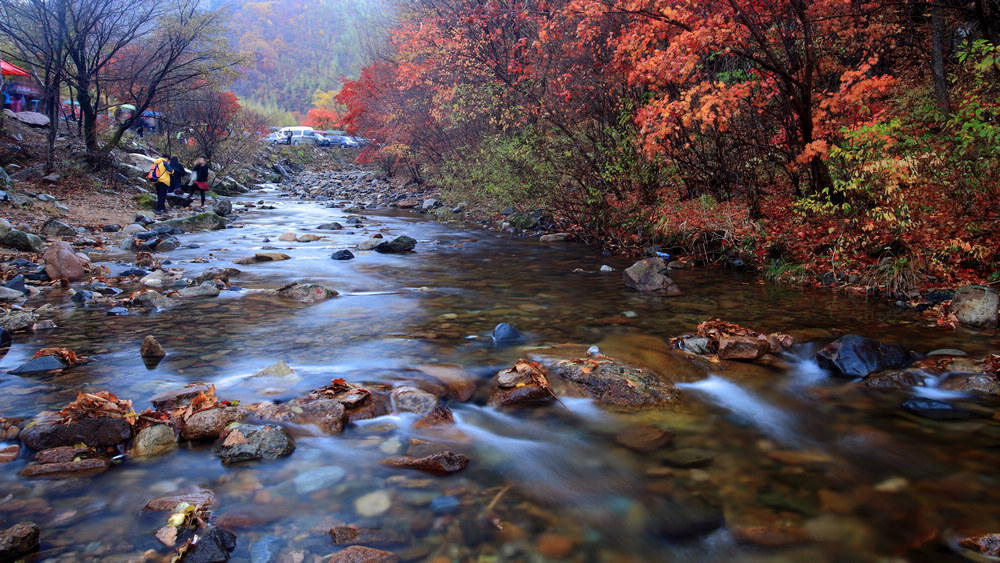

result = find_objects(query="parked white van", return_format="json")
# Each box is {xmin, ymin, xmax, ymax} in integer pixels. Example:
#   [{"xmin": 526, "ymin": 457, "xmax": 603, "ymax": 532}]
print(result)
[{"xmin": 276, "ymin": 126, "xmax": 321, "ymax": 146}]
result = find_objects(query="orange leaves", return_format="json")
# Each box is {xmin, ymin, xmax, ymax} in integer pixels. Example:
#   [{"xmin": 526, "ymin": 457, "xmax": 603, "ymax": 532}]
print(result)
[{"xmin": 57, "ymin": 392, "xmax": 136, "ymax": 425}]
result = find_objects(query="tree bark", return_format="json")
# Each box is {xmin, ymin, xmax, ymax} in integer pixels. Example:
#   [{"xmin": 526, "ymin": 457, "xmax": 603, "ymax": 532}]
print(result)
[{"xmin": 931, "ymin": 0, "xmax": 950, "ymax": 113}]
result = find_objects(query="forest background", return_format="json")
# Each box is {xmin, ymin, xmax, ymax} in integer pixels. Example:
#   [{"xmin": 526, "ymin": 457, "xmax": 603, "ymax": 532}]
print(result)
[{"xmin": 3, "ymin": 0, "xmax": 1000, "ymax": 299}]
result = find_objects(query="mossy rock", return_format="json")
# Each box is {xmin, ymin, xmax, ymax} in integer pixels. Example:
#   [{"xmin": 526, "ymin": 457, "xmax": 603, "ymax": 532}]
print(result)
[{"xmin": 133, "ymin": 193, "xmax": 156, "ymax": 210}]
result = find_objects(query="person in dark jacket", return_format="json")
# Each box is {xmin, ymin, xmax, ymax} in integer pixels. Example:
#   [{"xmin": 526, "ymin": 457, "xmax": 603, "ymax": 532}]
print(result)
[
  {"xmin": 190, "ymin": 157, "xmax": 210, "ymax": 209},
  {"xmin": 168, "ymin": 156, "xmax": 187, "ymax": 196}
]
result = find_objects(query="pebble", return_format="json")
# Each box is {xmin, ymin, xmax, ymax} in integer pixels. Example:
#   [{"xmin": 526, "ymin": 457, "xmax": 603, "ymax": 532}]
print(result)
[
  {"xmin": 354, "ymin": 490, "xmax": 391, "ymax": 517},
  {"xmin": 536, "ymin": 533, "xmax": 574, "ymax": 559},
  {"xmin": 429, "ymin": 495, "xmax": 460, "ymax": 514}
]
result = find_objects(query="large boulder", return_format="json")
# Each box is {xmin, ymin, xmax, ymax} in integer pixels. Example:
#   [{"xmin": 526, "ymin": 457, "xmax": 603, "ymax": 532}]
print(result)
[
  {"xmin": 1, "ymin": 230, "xmax": 44, "ymax": 253},
  {"xmin": 623, "ymin": 257, "xmax": 681, "ymax": 294},
  {"xmin": 40, "ymin": 219, "xmax": 76, "ymax": 237},
  {"xmin": 210, "ymin": 197, "xmax": 233, "ymax": 217},
  {"xmin": 816, "ymin": 334, "xmax": 914, "ymax": 378},
  {"xmin": 549, "ymin": 358, "xmax": 681, "ymax": 411},
  {"xmin": 20, "ymin": 416, "xmax": 132, "ymax": 451},
  {"xmin": 213, "ymin": 424, "xmax": 295, "ymax": 464},
  {"xmin": 151, "ymin": 212, "xmax": 226, "ymax": 232},
  {"xmin": 950, "ymin": 285, "xmax": 999, "ymax": 328},
  {"xmin": 43, "ymin": 240, "xmax": 86, "ymax": 282}
]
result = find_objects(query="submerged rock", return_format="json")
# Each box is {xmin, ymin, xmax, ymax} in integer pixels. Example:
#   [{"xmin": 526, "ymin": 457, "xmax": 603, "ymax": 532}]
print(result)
[
  {"xmin": 43, "ymin": 240, "xmax": 86, "ymax": 281},
  {"xmin": 330, "ymin": 526, "xmax": 407, "ymax": 547},
  {"xmin": 143, "ymin": 486, "xmax": 218, "ymax": 512},
  {"xmin": 8, "ymin": 354, "xmax": 69, "ymax": 376},
  {"xmin": 901, "ymin": 398, "xmax": 970, "ymax": 420},
  {"xmin": 816, "ymin": 334, "xmax": 914, "ymax": 378},
  {"xmin": 275, "ymin": 282, "xmax": 338, "ymax": 303},
  {"xmin": 329, "ymin": 546, "xmax": 400, "ymax": 563}
]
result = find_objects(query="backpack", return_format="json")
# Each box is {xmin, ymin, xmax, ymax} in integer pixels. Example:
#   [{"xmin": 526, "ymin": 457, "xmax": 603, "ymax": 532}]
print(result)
[{"xmin": 148, "ymin": 159, "xmax": 165, "ymax": 181}]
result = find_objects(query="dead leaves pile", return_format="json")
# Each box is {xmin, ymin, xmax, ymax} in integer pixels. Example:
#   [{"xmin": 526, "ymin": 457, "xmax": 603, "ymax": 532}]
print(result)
[{"xmin": 56, "ymin": 391, "xmax": 136, "ymax": 425}]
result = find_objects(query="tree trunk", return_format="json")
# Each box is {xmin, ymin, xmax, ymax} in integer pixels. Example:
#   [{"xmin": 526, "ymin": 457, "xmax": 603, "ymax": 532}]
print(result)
[{"xmin": 931, "ymin": 0, "xmax": 950, "ymax": 113}]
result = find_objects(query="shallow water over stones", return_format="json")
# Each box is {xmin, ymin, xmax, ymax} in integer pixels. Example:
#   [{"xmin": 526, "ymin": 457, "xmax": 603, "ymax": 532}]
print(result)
[{"xmin": 1, "ymin": 187, "xmax": 999, "ymax": 561}]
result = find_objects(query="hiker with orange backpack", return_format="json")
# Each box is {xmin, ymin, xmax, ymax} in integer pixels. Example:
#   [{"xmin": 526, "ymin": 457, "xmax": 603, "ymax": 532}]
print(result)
[{"xmin": 147, "ymin": 155, "xmax": 173, "ymax": 214}]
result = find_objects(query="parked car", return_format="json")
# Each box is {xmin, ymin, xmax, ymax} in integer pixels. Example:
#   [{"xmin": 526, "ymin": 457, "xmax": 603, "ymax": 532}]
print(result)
[
  {"xmin": 275, "ymin": 126, "xmax": 321, "ymax": 146},
  {"xmin": 262, "ymin": 132, "xmax": 283, "ymax": 143},
  {"xmin": 330, "ymin": 135, "xmax": 358, "ymax": 148},
  {"xmin": 314, "ymin": 133, "xmax": 331, "ymax": 147}
]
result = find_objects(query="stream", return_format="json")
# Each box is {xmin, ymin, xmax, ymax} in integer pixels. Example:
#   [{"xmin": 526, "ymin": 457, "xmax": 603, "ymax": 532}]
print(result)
[{"xmin": 1, "ymin": 185, "xmax": 999, "ymax": 562}]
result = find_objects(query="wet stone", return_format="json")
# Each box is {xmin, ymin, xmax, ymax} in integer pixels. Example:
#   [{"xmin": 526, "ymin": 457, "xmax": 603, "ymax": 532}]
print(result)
[
  {"xmin": 650, "ymin": 495, "xmax": 725, "ymax": 540},
  {"xmin": 0, "ymin": 444, "xmax": 20, "ymax": 463},
  {"xmin": 132, "ymin": 424, "xmax": 176, "ymax": 457},
  {"xmin": 140, "ymin": 335, "xmax": 166, "ymax": 358},
  {"xmin": 354, "ymin": 490, "xmax": 391, "ymax": 517},
  {"xmin": 330, "ymin": 526, "xmax": 408, "ymax": 547},
  {"xmin": 21, "ymin": 417, "xmax": 132, "ymax": 450},
  {"xmin": 183, "ymin": 526, "xmax": 236, "ymax": 563},
  {"xmin": 143, "ymin": 486, "xmax": 218, "ymax": 512},
  {"xmin": 492, "ymin": 322, "xmax": 521, "ymax": 344},
  {"xmin": 150, "ymin": 383, "xmax": 213, "ymax": 410},
  {"xmin": 816, "ymin": 334, "xmax": 913, "ymax": 378},
  {"xmin": 391, "ymin": 386, "xmax": 439, "ymax": 415},
  {"xmin": 0, "ymin": 522, "xmax": 40, "ymax": 560},
  {"xmin": 859, "ymin": 370, "xmax": 924, "ymax": 389},
  {"xmin": 381, "ymin": 451, "xmax": 469, "ymax": 475},
  {"xmin": 413, "ymin": 403, "xmax": 455, "ymax": 429},
  {"xmin": 429, "ymin": 495, "xmax": 460, "ymax": 514},
  {"xmin": 213, "ymin": 424, "xmax": 295, "ymax": 464},
  {"xmin": 293, "ymin": 466, "xmax": 346, "ymax": 494},
  {"xmin": 8, "ymin": 354, "xmax": 69, "ymax": 376},
  {"xmin": 374, "ymin": 235, "xmax": 416, "ymax": 253},
  {"xmin": 181, "ymin": 406, "xmax": 248, "ymax": 439}
]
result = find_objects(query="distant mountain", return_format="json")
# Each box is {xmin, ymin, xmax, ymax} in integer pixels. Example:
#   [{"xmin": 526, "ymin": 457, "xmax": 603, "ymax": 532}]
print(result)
[{"xmin": 216, "ymin": 0, "xmax": 388, "ymax": 115}]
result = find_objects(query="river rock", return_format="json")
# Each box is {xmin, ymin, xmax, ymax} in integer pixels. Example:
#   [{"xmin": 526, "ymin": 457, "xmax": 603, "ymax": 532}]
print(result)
[
  {"xmin": 210, "ymin": 197, "xmax": 232, "ymax": 217},
  {"xmin": 275, "ymin": 283, "xmax": 338, "ymax": 303},
  {"xmin": 293, "ymin": 466, "xmax": 346, "ymax": 494},
  {"xmin": 858, "ymin": 370, "xmax": 925, "ymax": 390},
  {"xmin": 298, "ymin": 234, "xmax": 323, "ymax": 242},
  {"xmin": 141, "ymin": 335, "xmax": 166, "ymax": 358},
  {"xmin": 8, "ymin": 354, "xmax": 69, "ymax": 376},
  {"xmin": 1, "ymin": 229, "xmax": 44, "ymax": 253},
  {"xmin": 213, "ymin": 424, "xmax": 295, "ymax": 464},
  {"xmin": 20, "ymin": 457, "xmax": 110, "ymax": 478},
  {"xmin": 0, "ymin": 445, "xmax": 20, "ymax": 463},
  {"xmin": 191, "ymin": 267, "xmax": 238, "ymax": 286},
  {"xmin": 331, "ymin": 249, "xmax": 355, "ymax": 260},
  {"xmin": 151, "ymin": 212, "xmax": 226, "ymax": 232},
  {"xmin": 413, "ymin": 403, "xmax": 455, "ymax": 429},
  {"xmin": 5, "ymin": 274, "xmax": 27, "ymax": 295},
  {"xmin": 391, "ymin": 386, "xmax": 439, "ymax": 415},
  {"xmin": 623, "ymin": 257, "xmax": 681, "ymax": 294},
  {"xmin": 354, "ymin": 490, "xmax": 391, "ymax": 517},
  {"xmin": 20, "ymin": 416, "xmax": 132, "ymax": 450},
  {"xmin": 731, "ymin": 525, "xmax": 809, "ymax": 547},
  {"xmin": 375, "ymin": 235, "xmax": 417, "ymax": 254},
  {"xmin": 816, "ymin": 334, "xmax": 914, "ymax": 377},
  {"xmin": 143, "ymin": 486, "xmax": 218, "ymax": 512},
  {"xmin": 329, "ymin": 546, "xmax": 400, "ymax": 563},
  {"xmin": 151, "ymin": 383, "xmax": 214, "ymax": 410},
  {"xmin": 0, "ymin": 522, "xmax": 39, "ymax": 560},
  {"xmin": 381, "ymin": 451, "xmax": 469, "ymax": 475},
  {"xmin": 613, "ymin": 424, "xmax": 674, "ymax": 453},
  {"xmin": 938, "ymin": 373, "xmax": 1000, "ymax": 394},
  {"xmin": 183, "ymin": 526, "xmax": 236, "ymax": 563},
  {"xmin": 0, "ymin": 310, "xmax": 36, "ymax": 332},
  {"xmin": 507, "ymin": 211, "xmax": 537, "ymax": 230},
  {"xmin": 278, "ymin": 232, "xmax": 297, "ymax": 242},
  {"xmin": 130, "ymin": 290, "xmax": 179, "ymax": 310},
  {"xmin": 40, "ymin": 218, "xmax": 76, "ymax": 237},
  {"xmin": 178, "ymin": 282, "xmax": 222, "ymax": 298},
  {"xmin": 330, "ymin": 526, "xmax": 407, "ymax": 547},
  {"xmin": 255, "ymin": 397, "xmax": 345, "ymax": 434},
  {"xmin": 357, "ymin": 239, "xmax": 380, "ymax": 251},
  {"xmin": 539, "ymin": 233, "xmax": 569, "ymax": 243},
  {"xmin": 490, "ymin": 362, "xmax": 555, "ymax": 407},
  {"xmin": 182, "ymin": 406, "xmax": 248, "ymax": 439},
  {"xmin": 549, "ymin": 358, "xmax": 681, "ymax": 410},
  {"xmin": 662, "ymin": 448, "xmax": 715, "ymax": 468},
  {"xmin": 901, "ymin": 398, "xmax": 970, "ymax": 420},
  {"xmin": 950, "ymin": 285, "xmax": 999, "ymax": 328},
  {"xmin": 131, "ymin": 424, "xmax": 176, "ymax": 457},
  {"xmin": 0, "ymin": 286, "xmax": 25, "ymax": 303},
  {"xmin": 251, "ymin": 361, "xmax": 295, "ymax": 379},
  {"xmin": 492, "ymin": 322, "xmax": 521, "ymax": 344},
  {"xmin": 716, "ymin": 335, "xmax": 770, "ymax": 360},
  {"xmin": 319, "ymin": 222, "xmax": 344, "ymax": 230}
]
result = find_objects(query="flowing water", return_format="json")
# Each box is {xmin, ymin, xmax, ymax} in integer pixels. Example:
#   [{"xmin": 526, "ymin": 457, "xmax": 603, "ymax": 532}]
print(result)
[{"xmin": 1, "ymin": 187, "xmax": 999, "ymax": 562}]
